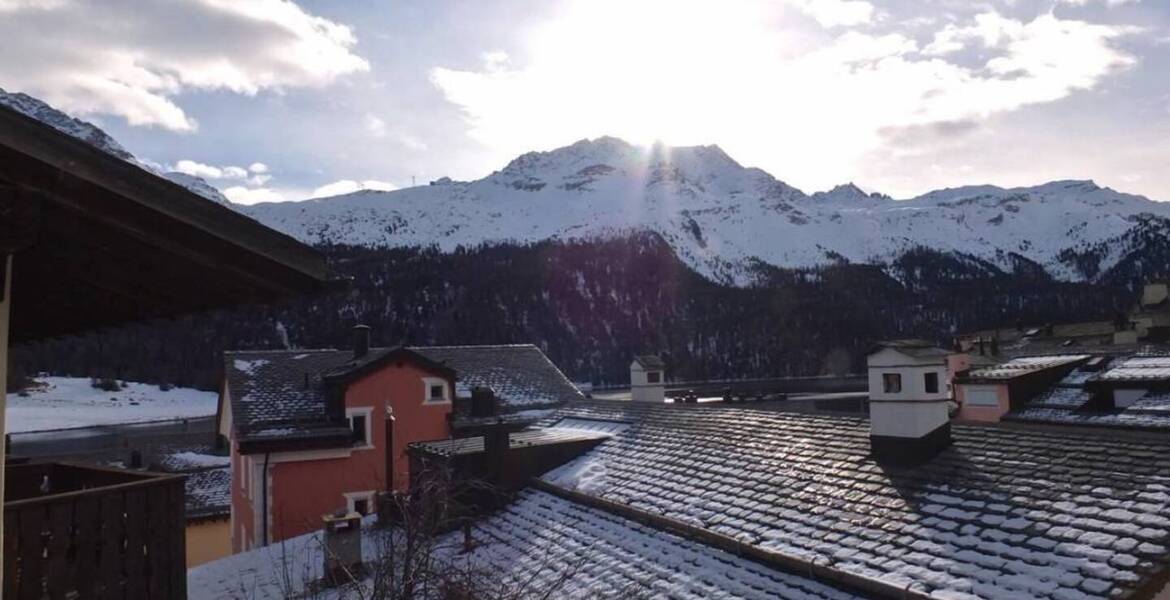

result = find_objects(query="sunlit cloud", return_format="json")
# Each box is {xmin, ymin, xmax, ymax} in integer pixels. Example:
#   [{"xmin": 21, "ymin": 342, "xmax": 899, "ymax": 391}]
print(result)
[
  {"xmin": 311, "ymin": 179, "xmax": 399, "ymax": 198},
  {"xmin": 432, "ymin": 0, "xmax": 1139, "ymax": 192},
  {"xmin": 0, "ymin": 0, "xmax": 369, "ymax": 131},
  {"xmin": 223, "ymin": 186, "xmax": 286, "ymax": 204}
]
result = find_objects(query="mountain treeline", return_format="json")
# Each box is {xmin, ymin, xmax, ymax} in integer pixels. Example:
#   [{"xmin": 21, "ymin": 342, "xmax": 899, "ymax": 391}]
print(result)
[{"xmin": 9, "ymin": 233, "xmax": 1143, "ymax": 391}]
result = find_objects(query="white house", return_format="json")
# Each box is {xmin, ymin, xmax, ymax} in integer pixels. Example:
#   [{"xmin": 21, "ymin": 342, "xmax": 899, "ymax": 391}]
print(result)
[
  {"xmin": 866, "ymin": 340, "xmax": 955, "ymax": 462},
  {"xmin": 630, "ymin": 355, "xmax": 666, "ymax": 403}
]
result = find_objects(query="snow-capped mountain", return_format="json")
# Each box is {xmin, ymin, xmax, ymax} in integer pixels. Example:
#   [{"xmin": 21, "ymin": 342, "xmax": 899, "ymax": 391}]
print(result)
[
  {"xmin": 240, "ymin": 136, "xmax": 1170, "ymax": 285},
  {"xmin": 0, "ymin": 87, "xmax": 231, "ymax": 205}
]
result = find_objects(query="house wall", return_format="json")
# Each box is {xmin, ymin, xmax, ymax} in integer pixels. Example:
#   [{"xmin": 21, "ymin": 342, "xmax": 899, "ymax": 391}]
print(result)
[
  {"xmin": 956, "ymin": 383, "xmax": 1011, "ymax": 422},
  {"xmin": 630, "ymin": 362, "xmax": 665, "ymax": 403},
  {"xmin": 257, "ymin": 361, "xmax": 454, "ymax": 545},
  {"xmin": 186, "ymin": 518, "xmax": 231, "ymax": 567},
  {"xmin": 866, "ymin": 348, "xmax": 949, "ymax": 402}
]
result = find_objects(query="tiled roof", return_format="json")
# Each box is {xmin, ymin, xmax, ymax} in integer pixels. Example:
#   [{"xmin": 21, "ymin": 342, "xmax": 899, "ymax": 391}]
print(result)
[
  {"xmin": 224, "ymin": 344, "xmax": 582, "ymax": 437},
  {"xmin": 965, "ymin": 355, "xmax": 1089, "ymax": 381},
  {"xmin": 188, "ymin": 490, "xmax": 860, "ymax": 600},
  {"xmin": 224, "ymin": 349, "xmax": 354, "ymax": 438},
  {"xmin": 411, "ymin": 344, "xmax": 584, "ymax": 409},
  {"xmin": 185, "ymin": 467, "xmax": 231, "ymax": 520},
  {"xmin": 460, "ymin": 489, "xmax": 860, "ymax": 599},
  {"xmin": 1096, "ymin": 356, "xmax": 1170, "ymax": 382},
  {"xmin": 410, "ymin": 427, "xmax": 612, "ymax": 457},
  {"xmin": 537, "ymin": 401, "xmax": 1170, "ymax": 600}
]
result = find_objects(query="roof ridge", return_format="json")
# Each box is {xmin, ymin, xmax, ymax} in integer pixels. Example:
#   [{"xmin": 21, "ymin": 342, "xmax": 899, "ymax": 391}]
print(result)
[
  {"xmin": 409, "ymin": 343, "xmax": 539, "ymax": 350},
  {"xmin": 224, "ymin": 348, "xmax": 343, "ymax": 356}
]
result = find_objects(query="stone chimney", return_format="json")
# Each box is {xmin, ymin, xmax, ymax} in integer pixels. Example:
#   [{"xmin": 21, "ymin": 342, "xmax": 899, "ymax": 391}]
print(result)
[
  {"xmin": 482, "ymin": 424, "xmax": 510, "ymax": 484},
  {"xmin": 866, "ymin": 341, "xmax": 954, "ymax": 464},
  {"xmin": 322, "ymin": 511, "xmax": 363, "ymax": 585},
  {"xmin": 630, "ymin": 355, "xmax": 666, "ymax": 403},
  {"xmin": 352, "ymin": 324, "xmax": 370, "ymax": 359}
]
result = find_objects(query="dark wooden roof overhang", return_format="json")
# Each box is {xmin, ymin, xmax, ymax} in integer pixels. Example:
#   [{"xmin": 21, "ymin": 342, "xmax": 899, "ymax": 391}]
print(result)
[{"xmin": 0, "ymin": 104, "xmax": 333, "ymax": 343}]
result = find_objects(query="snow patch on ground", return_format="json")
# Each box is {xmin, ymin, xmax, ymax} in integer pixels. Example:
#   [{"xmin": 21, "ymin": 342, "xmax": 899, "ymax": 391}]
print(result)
[{"xmin": 6, "ymin": 377, "xmax": 217, "ymax": 433}]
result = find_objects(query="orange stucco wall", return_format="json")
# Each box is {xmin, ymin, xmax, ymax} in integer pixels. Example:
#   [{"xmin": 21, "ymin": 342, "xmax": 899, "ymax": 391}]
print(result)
[
  {"xmin": 232, "ymin": 360, "xmax": 453, "ymax": 549},
  {"xmin": 955, "ymin": 383, "xmax": 1011, "ymax": 422},
  {"xmin": 186, "ymin": 518, "xmax": 231, "ymax": 567}
]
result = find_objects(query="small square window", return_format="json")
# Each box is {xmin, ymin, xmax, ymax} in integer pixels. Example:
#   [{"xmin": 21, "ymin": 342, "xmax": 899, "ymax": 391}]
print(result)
[
  {"xmin": 882, "ymin": 373, "xmax": 902, "ymax": 394},
  {"xmin": 350, "ymin": 414, "xmax": 367, "ymax": 445},
  {"xmin": 353, "ymin": 498, "xmax": 370, "ymax": 516},
  {"xmin": 647, "ymin": 371, "xmax": 661, "ymax": 384},
  {"xmin": 924, "ymin": 372, "xmax": 939, "ymax": 394},
  {"xmin": 430, "ymin": 384, "xmax": 445, "ymax": 400}
]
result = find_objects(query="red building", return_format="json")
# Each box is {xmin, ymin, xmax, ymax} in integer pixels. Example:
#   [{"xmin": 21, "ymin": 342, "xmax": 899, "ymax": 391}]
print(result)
[{"xmin": 217, "ymin": 327, "xmax": 582, "ymax": 551}]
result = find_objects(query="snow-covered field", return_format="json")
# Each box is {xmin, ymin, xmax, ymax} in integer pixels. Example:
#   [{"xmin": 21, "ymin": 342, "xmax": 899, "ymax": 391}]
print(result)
[{"xmin": 6, "ymin": 377, "xmax": 218, "ymax": 433}]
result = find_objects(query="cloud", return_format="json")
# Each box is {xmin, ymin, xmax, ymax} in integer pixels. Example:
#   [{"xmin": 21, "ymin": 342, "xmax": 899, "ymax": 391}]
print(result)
[
  {"xmin": 174, "ymin": 158, "xmax": 271, "ymax": 186},
  {"xmin": 431, "ymin": 1, "xmax": 1138, "ymax": 192},
  {"xmin": 223, "ymin": 186, "xmax": 286, "ymax": 204},
  {"xmin": 311, "ymin": 179, "xmax": 398, "ymax": 198},
  {"xmin": 1058, "ymin": 0, "xmax": 1138, "ymax": 6},
  {"xmin": 0, "ymin": 0, "xmax": 369, "ymax": 131},
  {"xmin": 790, "ymin": 0, "xmax": 875, "ymax": 28}
]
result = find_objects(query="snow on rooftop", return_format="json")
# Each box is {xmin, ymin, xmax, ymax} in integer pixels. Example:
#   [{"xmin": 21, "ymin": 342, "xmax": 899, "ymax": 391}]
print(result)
[{"xmin": 5, "ymin": 376, "xmax": 217, "ymax": 433}]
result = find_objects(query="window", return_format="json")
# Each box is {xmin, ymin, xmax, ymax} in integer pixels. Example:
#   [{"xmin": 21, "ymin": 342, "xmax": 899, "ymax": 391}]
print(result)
[
  {"xmin": 345, "ymin": 491, "xmax": 376, "ymax": 516},
  {"xmin": 647, "ymin": 371, "xmax": 661, "ymax": 384},
  {"xmin": 965, "ymin": 386, "xmax": 999, "ymax": 407},
  {"xmin": 346, "ymin": 407, "xmax": 373, "ymax": 449},
  {"xmin": 882, "ymin": 373, "xmax": 902, "ymax": 393},
  {"xmin": 924, "ymin": 372, "xmax": 939, "ymax": 394},
  {"xmin": 423, "ymin": 377, "xmax": 450, "ymax": 404},
  {"xmin": 350, "ymin": 414, "xmax": 367, "ymax": 445}
]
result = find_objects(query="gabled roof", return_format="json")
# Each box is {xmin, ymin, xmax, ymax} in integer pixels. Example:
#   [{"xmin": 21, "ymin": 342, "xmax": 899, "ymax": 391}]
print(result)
[
  {"xmin": 223, "ymin": 344, "xmax": 583, "ymax": 446},
  {"xmin": 411, "ymin": 344, "xmax": 585, "ymax": 409},
  {"xmin": 535, "ymin": 401, "xmax": 1170, "ymax": 600},
  {"xmin": 632, "ymin": 354, "xmax": 666, "ymax": 369}
]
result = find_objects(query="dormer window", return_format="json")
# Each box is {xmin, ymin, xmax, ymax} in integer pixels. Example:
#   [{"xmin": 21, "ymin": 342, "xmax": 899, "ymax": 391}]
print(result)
[
  {"xmin": 882, "ymin": 373, "xmax": 902, "ymax": 393},
  {"xmin": 647, "ymin": 371, "xmax": 661, "ymax": 384},
  {"xmin": 423, "ymin": 377, "xmax": 450, "ymax": 404}
]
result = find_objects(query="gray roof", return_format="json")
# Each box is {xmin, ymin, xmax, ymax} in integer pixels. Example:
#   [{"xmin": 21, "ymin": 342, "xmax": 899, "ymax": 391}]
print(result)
[
  {"xmin": 224, "ymin": 344, "xmax": 582, "ymax": 438},
  {"xmin": 1004, "ymin": 354, "xmax": 1170, "ymax": 431},
  {"xmin": 185, "ymin": 467, "xmax": 231, "ymax": 520},
  {"xmin": 633, "ymin": 354, "xmax": 666, "ymax": 369},
  {"xmin": 871, "ymin": 339, "xmax": 952, "ymax": 360},
  {"xmin": 224, "ymin": 349, "xmax": 356, "ymax": 439},
  {"xmin": 536, "ymin": 401, "xmax": 1170, "ymax": 600},
  {"xmin": 411, "ymin": 344, "xmax": 584, "ymax": 409},
  {"xmin": 965, "ymin": 355, "xmax": 1089, "ymax": 381}
]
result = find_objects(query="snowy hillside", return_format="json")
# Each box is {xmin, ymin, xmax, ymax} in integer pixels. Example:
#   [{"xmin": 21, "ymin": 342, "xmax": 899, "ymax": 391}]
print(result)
[
  {"xmin": 5, "ymin": 377, "xmax": 217, "ymax": 433},
  {"xmin": 0, "ymin": 87, "xmax": 231, "ymax": 205},
  {"xmin": 242, "ymin": 136, "xmax": 1170, "ymax": 284}
]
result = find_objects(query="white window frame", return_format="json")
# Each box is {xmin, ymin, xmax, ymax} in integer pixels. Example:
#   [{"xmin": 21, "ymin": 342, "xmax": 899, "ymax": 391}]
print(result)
[
  {"xmin": 422, "ymin": 377, "xmax": 451, "ymax": 405},
  {"xmin": 346, "ymin": 407, "xmax": 374, "ymax": 450},
  {"xmin": 344, "ymin": 490, "xmax": 377, "ymax": 516}
]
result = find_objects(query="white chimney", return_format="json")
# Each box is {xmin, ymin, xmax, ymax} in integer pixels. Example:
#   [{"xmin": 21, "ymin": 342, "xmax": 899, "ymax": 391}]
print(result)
[
  {"xmin": 866, "ymin": 340, "xmax": 954, "ymax": 463},
  {"xmin": 630, "ymin": 355, "xmax": 666, "ymax": 403}
]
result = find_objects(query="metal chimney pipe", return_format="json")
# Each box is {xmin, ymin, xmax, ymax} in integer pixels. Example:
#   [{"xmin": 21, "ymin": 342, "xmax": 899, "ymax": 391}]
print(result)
[{"xmin": 352, "ymin": 324, "xmax": 370, "ymax": 359}]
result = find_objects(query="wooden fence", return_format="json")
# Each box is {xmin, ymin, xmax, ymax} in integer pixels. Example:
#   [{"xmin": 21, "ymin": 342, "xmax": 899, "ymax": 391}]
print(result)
[{"xmin": 4, "ymin": 462, "xmax": 187, "ymax": 600}]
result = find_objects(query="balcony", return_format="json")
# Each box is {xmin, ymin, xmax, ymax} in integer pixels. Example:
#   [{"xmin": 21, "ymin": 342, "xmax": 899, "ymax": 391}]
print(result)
[{"xmin": 4, "ymin": 462, "xmax": 187, "ymax": 599}]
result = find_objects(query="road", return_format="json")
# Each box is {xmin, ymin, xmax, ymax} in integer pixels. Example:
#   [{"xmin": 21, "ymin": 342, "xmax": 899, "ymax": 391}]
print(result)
[{"xmin": 9, "ymin": 416, "xmax": 216, "ymax": 460}]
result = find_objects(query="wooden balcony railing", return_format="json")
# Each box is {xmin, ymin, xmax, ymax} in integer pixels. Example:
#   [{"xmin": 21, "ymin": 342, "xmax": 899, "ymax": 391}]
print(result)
[{"xmin": 4, "ymin": 462, "xmax": 187, "ymax": 599}]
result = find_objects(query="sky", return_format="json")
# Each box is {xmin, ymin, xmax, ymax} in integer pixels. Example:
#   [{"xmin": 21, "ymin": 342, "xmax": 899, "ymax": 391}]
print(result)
[{"xmin": 0, "ymin": 0, "xmax": 1167, "ymax": 204}]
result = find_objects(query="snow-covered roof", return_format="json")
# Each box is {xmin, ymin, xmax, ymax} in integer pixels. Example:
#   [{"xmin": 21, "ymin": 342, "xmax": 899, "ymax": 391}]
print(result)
[
  {"xmin": 965, "ymin": 354, "xmax": 1089, "ymax": 381},
  {"xmin": 188, "ymin": 490, "xmax": 861, "ymax": 600},
  {"xmin": 224, "ymin": 344, "xmax": 583, "ymax": 444},
  {"xmin": 534, "ymin": 401, "xmax": 1170, "ymax": 599}
]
